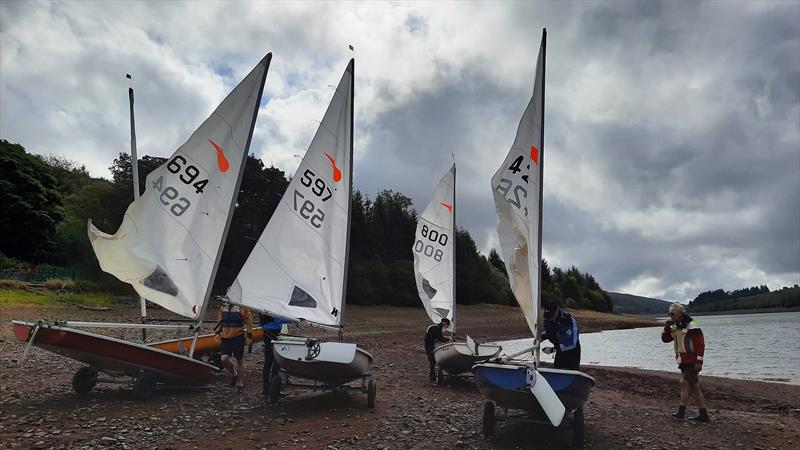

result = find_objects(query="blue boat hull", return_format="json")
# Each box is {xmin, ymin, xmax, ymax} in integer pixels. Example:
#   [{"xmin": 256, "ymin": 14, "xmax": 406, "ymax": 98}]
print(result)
[{"xmin": 474, "ymin": 363, "xmax": 595, "ymax": 416}]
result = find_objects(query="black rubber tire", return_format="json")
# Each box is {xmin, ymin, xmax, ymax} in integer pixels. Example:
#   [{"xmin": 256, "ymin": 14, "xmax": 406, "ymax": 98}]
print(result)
[
  {"xmin": 435, "ymin": 367, "xmax": 445, "ymax": 385},
  {"xmin": 132, "ymin": 372, "xmax": 158, "ymax": 400},
  {"xmin": 269, "ymin": 372, "xmax": 282, "ymax": 403},
  {"xmin": 366, "ymin": 379, "xmax": 377, "ymax": 408},
  {"xmin": 482, "ymin": 401, "xmax": 495, "ymax": 436},
  {"xmin": 573, "ymin": 408, "xmax": 585, "ymax": 449},
  {"xmin": 72, "ymin": 367, "xmax": 97, "ymax": 394}
]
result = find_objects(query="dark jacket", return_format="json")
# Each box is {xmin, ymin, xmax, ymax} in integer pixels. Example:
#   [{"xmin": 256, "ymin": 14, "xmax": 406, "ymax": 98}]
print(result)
[
  {"xmin": 542, "ymin": 309, "xmax": 580, "ymax": 352},
  {"xmin": 424, "ymin": 324, "xmax": 448, "ymax": 348}
]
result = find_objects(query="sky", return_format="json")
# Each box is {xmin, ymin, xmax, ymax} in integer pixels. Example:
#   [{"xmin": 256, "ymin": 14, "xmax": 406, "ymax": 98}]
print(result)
[{"xmin": 1, "ymin": 0, "xmax": 798, "ymax": 302}]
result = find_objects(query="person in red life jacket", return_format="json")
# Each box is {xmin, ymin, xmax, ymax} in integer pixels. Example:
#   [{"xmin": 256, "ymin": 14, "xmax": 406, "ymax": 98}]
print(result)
[
  {"xmin": 541, "ymin": 301, "xmax": 581, "ymax": 370},
  {"xmin": 215, "ymin": 302, "xmax": 253, "ymax": 391},
  {"xmin": 661, "ymin": 302, "xmax": 709, "ymax": 423},
  {"xmin": 424, "ymin": 318, "xmax": 451, "ymax": 382}
]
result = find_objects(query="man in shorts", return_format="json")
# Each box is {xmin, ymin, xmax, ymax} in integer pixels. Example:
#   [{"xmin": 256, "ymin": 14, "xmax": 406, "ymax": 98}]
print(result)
[
  {"xmin": 216, "ymin": 302, "xmax": 253, "ymax": 391},
  {"xmin": 661, "ymin": 303, "xmax": 709, "ymax": 423}
]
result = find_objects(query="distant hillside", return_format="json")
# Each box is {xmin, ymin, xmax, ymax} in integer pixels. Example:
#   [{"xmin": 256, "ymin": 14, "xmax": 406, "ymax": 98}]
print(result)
[
  {"xmin": 687, "ymin": 287, "xmax": 800, "ymax": 313},
  {"xmin": 607, "ymin": 292, "xmax": 673, "ymax": 315}
]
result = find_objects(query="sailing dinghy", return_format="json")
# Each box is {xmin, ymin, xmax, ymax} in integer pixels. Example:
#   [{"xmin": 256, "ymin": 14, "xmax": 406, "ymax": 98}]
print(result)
[
  {"xmin": 472, "ymin": 30, "xmax": 595, "ymax": 447},
  {"xmin": 12, "ymin": 53, "xmax": 272, "ymax": 399},
  {"xmin": 226, "ymin": 59, "xmax": 375, "ymax": 407},
  {"xmin": 413, "ymin": 165, "xmax": 501, "ymax": 383}
]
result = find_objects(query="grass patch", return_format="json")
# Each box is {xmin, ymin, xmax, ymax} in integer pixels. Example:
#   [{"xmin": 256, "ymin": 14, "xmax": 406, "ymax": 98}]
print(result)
[{"xmin": 0, "ymin": 289, "xmax": 116, "ymax": 307}]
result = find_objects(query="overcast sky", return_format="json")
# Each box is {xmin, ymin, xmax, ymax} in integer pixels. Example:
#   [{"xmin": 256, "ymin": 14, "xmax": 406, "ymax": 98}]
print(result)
[{"xmin": 2, "ymin": 1, "xmax": 798, "ymax": 302}]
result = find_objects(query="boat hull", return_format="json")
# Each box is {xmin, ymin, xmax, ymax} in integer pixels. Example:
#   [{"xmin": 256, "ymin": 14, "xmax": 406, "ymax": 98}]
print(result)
[
  {"xmin": 148, "ymin": 328, "xmax": 264, "ymax": 356},
  {"xmin": 474, "ymin": 362, "xmax": 595, "ymax": 415},
  {"xmin": 12, "ymin": 321, "xmax": 218, "ymax": 386},
  {"xmin": 272, "ymin": 338, "xmax": 373, "ymax": 385},
  {"xmin": 434, "ymin": 342, "xmax": 502, "ymax": 375}
]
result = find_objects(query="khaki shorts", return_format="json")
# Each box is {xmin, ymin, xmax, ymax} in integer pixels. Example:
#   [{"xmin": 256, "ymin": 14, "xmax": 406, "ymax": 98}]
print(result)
[{"xmin": 679, "ymin": 363, "xmax": 700, "ymax": 384}]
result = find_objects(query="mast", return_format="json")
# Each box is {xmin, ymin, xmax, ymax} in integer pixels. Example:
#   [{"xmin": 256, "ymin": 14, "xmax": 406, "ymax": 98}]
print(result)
[
  {"xmin": 189, "ymin": 53, "xmax": 272, "ymax": 356},
  {"xmin": 451, "ymin": 162, "xmax": 457, "ymax": 336},
  {"xmin": 338, "ymin": 58, "xmax": 355, "ymax": 338},
  {"xmin": 127, "ymin": 74, "xmax": 148, "ymax": 342},
  {"xmin": 534, "ymin": 28, "xmax": 547, "ymax": 365}
]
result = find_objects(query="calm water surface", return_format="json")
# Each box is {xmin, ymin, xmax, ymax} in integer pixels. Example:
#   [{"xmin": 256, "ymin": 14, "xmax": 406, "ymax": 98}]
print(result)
[{"xmin": 496, "ymin": 311, "xmax": 800, "ymax": 384}]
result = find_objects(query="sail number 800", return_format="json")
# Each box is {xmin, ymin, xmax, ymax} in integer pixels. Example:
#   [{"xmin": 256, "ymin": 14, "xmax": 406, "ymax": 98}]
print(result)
[
  {"xmin": 420, "ymin": 224, "xmax": 448, "ymax": 246},
  {"xmin": 415, "ymin": 225, "xmax": 448, "ymax": 262}
]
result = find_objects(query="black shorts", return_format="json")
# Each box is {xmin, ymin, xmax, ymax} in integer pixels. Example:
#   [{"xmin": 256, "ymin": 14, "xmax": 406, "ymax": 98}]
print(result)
[
  {"xmin": 679, "ymin": 363, "xmax": 700, "ymax": 384},
  {"xmin": 220, "ymin": 335, "xmax": 245, "ymax": 359}
]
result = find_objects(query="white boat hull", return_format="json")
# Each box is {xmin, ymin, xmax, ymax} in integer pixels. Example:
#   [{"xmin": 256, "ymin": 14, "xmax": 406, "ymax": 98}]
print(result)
[
  {"xmin": 434, "ymin": 341, "xmax": 502, "ymax": 375},
  {"xmin": 272, "ymin": 337, "xmax": 373, "ymax": 385}
]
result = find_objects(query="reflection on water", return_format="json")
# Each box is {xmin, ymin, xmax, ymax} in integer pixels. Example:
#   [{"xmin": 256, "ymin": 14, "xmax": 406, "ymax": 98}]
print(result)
[{"xmin": 496, "ymin": 311, "xmax": 800, "ymax": 384}]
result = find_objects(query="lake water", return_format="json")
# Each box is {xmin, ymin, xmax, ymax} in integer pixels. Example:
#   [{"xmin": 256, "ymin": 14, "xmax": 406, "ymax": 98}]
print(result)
[{"xmin": 495, "ymin": 311, "xmax": 800, "ymax": 384}]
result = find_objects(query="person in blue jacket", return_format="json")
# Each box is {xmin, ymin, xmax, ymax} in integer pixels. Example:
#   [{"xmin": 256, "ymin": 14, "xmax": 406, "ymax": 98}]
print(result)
[
  {"xmin": 541, "ymin": 301, "xmax": 581, "ymax": 370},
  {"xmin": 259, "ymin": 313, "xmax": 292, "ymax": 396}
]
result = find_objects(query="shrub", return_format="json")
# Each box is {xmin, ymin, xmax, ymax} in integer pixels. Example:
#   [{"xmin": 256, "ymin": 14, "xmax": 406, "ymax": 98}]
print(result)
[
  {"xmin": 44, "ymin": 279, "xmax": 76, "ymax": 291},
  {"xmin": 0, "ymin": 279, "xmax": 26, "ymax": 289}
]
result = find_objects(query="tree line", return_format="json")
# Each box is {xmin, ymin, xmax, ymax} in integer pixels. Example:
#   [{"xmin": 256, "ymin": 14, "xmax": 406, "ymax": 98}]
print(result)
[
  {"xmin": 687, "ymin": 284, "xmax": 799, "ymax": 313},
  {"xmin": 1, "ymin": 139, "xmax": 612, "ymax": 312}
]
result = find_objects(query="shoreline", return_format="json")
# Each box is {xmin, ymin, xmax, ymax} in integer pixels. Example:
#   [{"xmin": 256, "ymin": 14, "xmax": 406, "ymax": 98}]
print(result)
[{"xmin": 1, "ymin": 302, "xmax": 797, "ymax": 449}]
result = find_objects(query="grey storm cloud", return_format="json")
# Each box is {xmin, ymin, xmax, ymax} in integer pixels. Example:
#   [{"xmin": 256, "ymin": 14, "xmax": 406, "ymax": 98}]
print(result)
[{"xmin": 1, "ymin": 1, "xmax": 798, "ymax": 301}]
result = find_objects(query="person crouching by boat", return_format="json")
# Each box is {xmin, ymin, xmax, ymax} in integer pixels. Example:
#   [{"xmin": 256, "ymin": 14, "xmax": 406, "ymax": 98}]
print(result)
[
  {"xmin": 661, "ymin": 303, "xmax": 710, "ymax": 423},
  {"xmin": 215, "ymin": 302, "xmax": 253, "ymax": 391},
  {"xmin": 541, "ymin": 301, "xmax": 581, "ymax": 370},
  {"xmin": 424, "ymin": 318, "xmax": 451, "ymax": 382},
  {"xmin": 259, "ymin": 313, "xmax": 291, "ymax": 397}
]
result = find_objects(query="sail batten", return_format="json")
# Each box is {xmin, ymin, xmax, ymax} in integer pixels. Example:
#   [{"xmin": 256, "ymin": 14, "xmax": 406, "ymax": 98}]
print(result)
[
  {"xmin": 228, "ymin": 60, "xmax": 354, "ymax": 327},
  {"xmin": 88, "ymin": 54, "xmax": 272, "ymax": 320},
  {"xmin": 413, "ymin": 165, "xmax": 456, "ymax": 329}
]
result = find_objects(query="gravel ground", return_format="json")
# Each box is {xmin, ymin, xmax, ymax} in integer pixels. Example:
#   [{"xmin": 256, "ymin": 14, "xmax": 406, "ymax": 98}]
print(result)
[{"xmin": 1, "ymin": 304, "xmax": 797, "ymax": 449}]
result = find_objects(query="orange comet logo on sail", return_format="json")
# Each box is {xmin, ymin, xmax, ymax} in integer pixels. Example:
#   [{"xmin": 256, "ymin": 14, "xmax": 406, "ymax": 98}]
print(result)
[
  {"xmin": 530, "ymin": 145, "xmax": 539, "ymax": 165},
  {"xmin": 209, "ymin": 139, "xmax": 230, "ymax": 172},
  {"xmin": 441, "ymin": 202, "xmax": 453, "ymax": 212},
  {"xmin": 323, "ymin": 152, "xmax": 342, "ymax": 182}
]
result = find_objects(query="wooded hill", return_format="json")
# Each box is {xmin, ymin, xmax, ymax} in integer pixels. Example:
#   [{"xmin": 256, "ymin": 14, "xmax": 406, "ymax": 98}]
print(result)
[
  {"xmin": 607, "ymin": 292, "xmax": 672, "ymax": 315},
  {"xmin": 687, "ymin": 286, "xmax": 800, "ymax": 313},
  {"xmin": 1, "ymin": 139, "xmax": 613, "ymax": 312}
]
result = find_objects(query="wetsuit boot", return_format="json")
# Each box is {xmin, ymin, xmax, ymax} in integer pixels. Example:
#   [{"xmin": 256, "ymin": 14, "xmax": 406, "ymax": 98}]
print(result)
[
  {"xmin": 672, "ymin": 405, "xmax": 686, "ymax": 419},
  {"xmin": 688, "ymin": 408, "xmax": 710, "ymax": 423}
]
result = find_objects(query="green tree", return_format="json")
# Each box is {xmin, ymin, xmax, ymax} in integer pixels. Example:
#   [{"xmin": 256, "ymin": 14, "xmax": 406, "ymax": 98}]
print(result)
[{"xmin": 0, "ymin": 140, "xmax": 64, "ymax": 261}]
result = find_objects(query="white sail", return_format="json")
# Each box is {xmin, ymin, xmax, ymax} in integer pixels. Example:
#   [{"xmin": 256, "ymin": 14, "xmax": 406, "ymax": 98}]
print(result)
[
  {"xmin": 413, "ymin": 165, "xmax": 456, "ymax": 329},
  {"xmin": 88, "ymin": 54, "xmax": 272, "ymax": 319},
  {"xmin": 491, "ymin": 35, "xmax": 546, "ymax": 336},
  {"xmin": 227, "ymin": 60, "xmax": 354, "ymax": 327}
]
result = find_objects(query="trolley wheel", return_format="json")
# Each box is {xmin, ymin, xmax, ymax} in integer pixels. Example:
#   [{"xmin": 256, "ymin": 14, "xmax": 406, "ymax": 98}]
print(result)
[
  {"xmin": 482, "ymin": 401, "xmax": 495, "ymax": 436},
  {"xmin": 269, "ymin": 372, "xmax": 282, "ymax": 403},
  {"xmin": 572, "ymin": 408, "xmax": 585, "ymax": 449},
  {"xmin": 435, "ymin": 367, "xmax": 445, "ymax": 385},
  {"xmin": 132, "ymin": 372, "xmax": 158, "ymax": 400},
  {"xmin": 366, "ymin": 378, "xmax": 377, "ymax": 408},
  {"xmin": 72, "ymin": 366, "xmax": 97, "ymax": 394}
]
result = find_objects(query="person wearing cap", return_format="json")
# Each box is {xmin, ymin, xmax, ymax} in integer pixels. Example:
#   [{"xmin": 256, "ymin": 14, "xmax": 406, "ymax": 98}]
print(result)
[
  {"xmin": 661, "ymin": 302, "xmax": 709, "ymax": 423},
  {"xmin": 424, "ymin": 318, "xmax": 451, "ymax": 382},
  {"xmin": 540, "ymin": 301, "xmax": 581, "ymax": 370}
]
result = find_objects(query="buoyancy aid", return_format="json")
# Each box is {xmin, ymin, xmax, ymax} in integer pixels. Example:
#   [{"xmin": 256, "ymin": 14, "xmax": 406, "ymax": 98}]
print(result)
[{"xmin": 661, "ymin": 314, "xmax": 705, "ymax": 365}]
